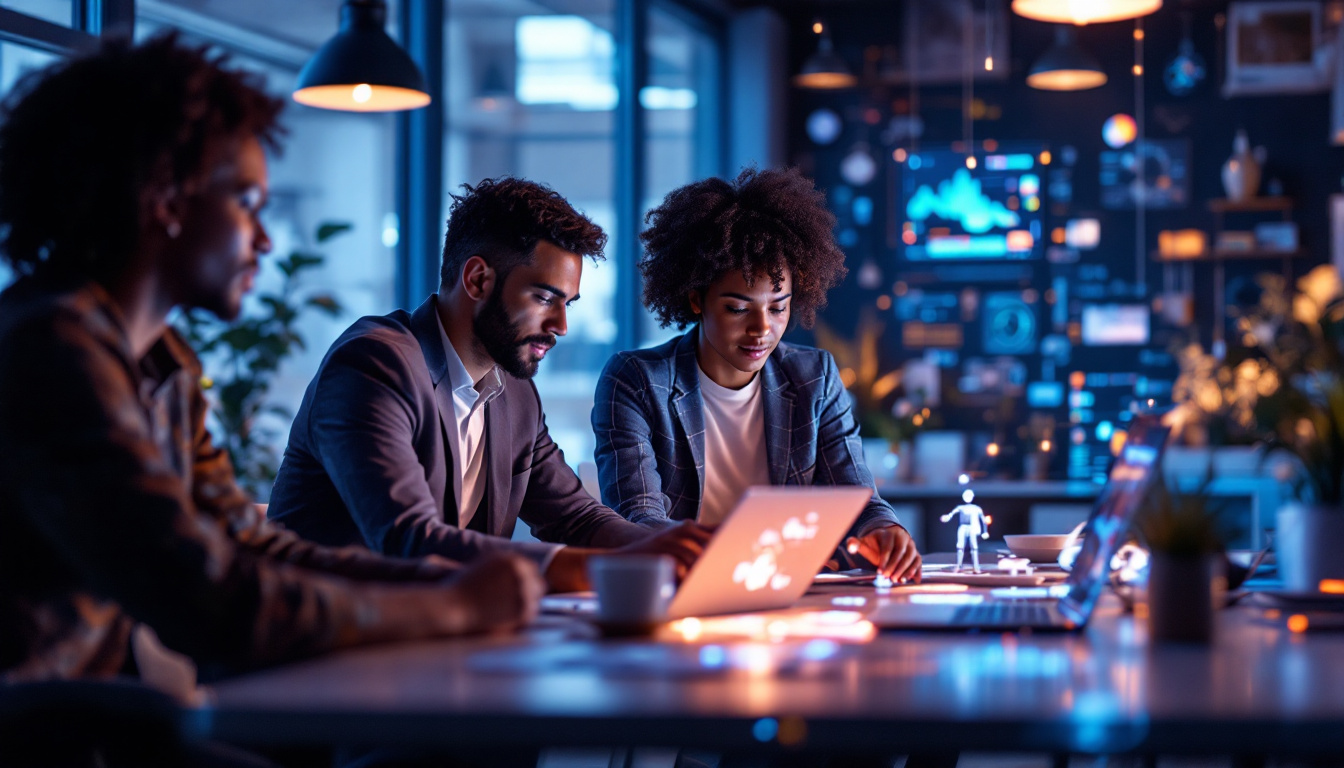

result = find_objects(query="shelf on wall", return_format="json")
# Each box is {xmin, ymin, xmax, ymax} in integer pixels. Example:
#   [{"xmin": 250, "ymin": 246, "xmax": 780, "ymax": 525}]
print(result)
[
  {"xmin": 1207, "ymin": 197, "xmax": 1294, "ymax": 213},
  {"xmin": 1151, "ymin": 248, "xmax": 1305, "ymax": 262}
]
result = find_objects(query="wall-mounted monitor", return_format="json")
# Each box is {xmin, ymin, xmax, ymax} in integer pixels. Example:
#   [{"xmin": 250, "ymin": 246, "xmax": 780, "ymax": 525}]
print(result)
[
  {"xmin": 897, "ymin": 148, "xmax": 1046, "ymax": 261},
  {"xmin": 1080, "ymin": 304, "xmax": 1151, "ymax": 346}
]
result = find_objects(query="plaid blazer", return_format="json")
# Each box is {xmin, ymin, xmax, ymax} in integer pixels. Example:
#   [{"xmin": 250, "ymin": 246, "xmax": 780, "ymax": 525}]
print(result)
[{"xmin": 592, "ymin": 331, "xmax": 901, "ymax": 538}]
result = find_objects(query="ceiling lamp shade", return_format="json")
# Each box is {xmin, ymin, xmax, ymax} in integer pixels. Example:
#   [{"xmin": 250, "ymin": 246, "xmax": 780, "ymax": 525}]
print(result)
[
  {"xmin": 1027, "ymin": 27, "xmax": 1108, "ymax": 90},
  {"xmin": 1012, "ymin": 0, "xmax": 1161, "ymax": 25},
  {"xmin": 793, "ymin": 34, "xmax": 857, "ymax": 89},
  {"xmin": 293, "ymin": 0, "xmax": 430, "ymax": 112}
]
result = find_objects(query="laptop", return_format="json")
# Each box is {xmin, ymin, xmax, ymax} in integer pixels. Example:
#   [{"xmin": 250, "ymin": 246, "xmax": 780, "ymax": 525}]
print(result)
[
  {"xmin": 868, "ymin": 414, "xmax": 1169, "ymax": 632},
  {"xmin": 543, "ymin": 485, "xmax": 872, "ymax": 619}
]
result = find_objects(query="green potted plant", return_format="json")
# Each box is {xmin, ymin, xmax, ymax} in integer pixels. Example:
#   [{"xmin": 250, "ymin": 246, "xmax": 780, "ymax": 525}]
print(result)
[
  {"xmin": 1239, "ymin": 265, "xmax": 1344, "ymax": 592},
  {"xmin": 1136, "ymin": 474, "xmax": 1228, "ymax": 643},
  {"xmin": 177, "ymin": 222, "xmax": 348, "ymax": 499},
  {"xmin": 814, "ymin": 309, "xmax": 934, "ymax": 483}
]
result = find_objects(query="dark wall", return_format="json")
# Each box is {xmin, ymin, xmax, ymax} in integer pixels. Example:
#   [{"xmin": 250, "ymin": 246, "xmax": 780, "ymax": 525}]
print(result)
[{"xmin": 777, "ymin": 0, "xmax": 1344, "ymax": 478}]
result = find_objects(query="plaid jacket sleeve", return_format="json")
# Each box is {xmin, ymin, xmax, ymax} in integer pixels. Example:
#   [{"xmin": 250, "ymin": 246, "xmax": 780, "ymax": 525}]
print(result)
[{"xmin": 592, "ymin": 352, "xmax": 681, "ymax": 528}]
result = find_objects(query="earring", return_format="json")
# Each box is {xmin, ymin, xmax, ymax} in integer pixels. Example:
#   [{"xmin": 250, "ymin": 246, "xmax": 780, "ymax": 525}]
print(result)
[{"xmin": 166, "ymin": 222, "xmax": 181, "ymax": 239}]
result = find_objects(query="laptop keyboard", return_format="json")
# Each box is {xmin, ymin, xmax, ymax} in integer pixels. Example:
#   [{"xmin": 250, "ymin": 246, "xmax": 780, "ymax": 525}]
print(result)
[{"xmin": 952, "ymin": 603, "xmax": 1055, "ymax": 627}]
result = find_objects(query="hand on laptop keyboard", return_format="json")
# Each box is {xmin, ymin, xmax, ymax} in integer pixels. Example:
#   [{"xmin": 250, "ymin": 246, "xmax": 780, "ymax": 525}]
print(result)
[{"xmin": 844, "ymin": 524, "xmax": 923, "ymax": 583}]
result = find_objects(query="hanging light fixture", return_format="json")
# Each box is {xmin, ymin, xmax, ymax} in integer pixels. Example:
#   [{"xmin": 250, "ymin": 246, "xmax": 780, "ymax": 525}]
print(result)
[
  {"xmin": 793, "ymin": 22, "xmax": 857, "ymax": 89},
  {"xmin": 293, "ymin": 0, "xmax": 430, "ymax": 112},
  {"xmin": 1012, "ymin": 0, "xmax": 1161, "ymax": 26},
  {"xmin": 1027, "ymin": 26, "xmax": 1108, "ymax": 90}
]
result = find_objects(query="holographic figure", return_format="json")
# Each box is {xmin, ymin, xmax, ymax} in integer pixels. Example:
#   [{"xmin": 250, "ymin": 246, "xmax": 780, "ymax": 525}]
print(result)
[{"xmin": 941, "ymin": 489, "xmax": 990, "ymax": 573}]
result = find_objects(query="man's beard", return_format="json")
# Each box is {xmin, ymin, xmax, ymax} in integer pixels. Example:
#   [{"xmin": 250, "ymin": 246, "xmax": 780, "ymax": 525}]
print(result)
[{"xmin": 473, "ymin": 284, "xmax": 555, "ymax": 379}]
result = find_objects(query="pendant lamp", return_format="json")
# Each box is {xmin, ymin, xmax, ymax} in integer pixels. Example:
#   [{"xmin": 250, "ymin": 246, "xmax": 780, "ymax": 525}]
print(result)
[
  {"xmin": 293, "ymin": 0, "xmax": 430, "ymax": 112},
  {"xmin": 793, "ymin": 28, "xmax": 856, "ymax": 89},
  {"xmin": 1012, "ymin": 0, "xmax": 1161, "ymax": 26},
  {"xmin": 1027, "ymin": 26, "xmax": 1107, "ymax": 91}
]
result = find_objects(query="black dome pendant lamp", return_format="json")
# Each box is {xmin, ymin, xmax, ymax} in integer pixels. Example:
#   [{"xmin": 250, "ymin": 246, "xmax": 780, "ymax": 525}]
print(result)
[{"xmin": 293, "ymin": 0, "xmax": 430, "ymax": 112}]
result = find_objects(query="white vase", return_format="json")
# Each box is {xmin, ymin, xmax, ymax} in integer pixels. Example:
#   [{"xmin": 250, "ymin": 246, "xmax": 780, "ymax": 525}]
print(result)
[
  {"xmin": 1146, "ymin": 552, "xmax": 1226, "ymax": 644},
  {"xmin": 1221, "ymin": 129, "xmax": 1262, "ymax": 201},
  {"xmin": 1276, "ymin": 503, "xmax": 1344, "ymax": 591}
]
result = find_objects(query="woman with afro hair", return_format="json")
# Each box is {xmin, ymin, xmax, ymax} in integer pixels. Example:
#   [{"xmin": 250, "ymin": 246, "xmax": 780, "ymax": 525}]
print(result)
[{"xmin": 592, "ymin": 167, "xmax": 923, "ymax": 583}]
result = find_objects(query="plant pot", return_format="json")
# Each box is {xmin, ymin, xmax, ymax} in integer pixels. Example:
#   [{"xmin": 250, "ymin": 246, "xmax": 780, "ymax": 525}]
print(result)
[
  {"xmin": 1276, "ymin": 503, "xmax": 1344, "ymax": 592},
  {"xmin": 893, "ymin": 440, "xmax": 913, "ymax": 483},
  {"xmin": 1146, "ymin": 552, "xmax": 1225, "ymax": 644}
]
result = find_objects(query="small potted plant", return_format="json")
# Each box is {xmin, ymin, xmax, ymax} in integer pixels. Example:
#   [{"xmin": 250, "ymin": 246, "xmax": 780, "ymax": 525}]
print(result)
[{"xmin": 1136, "ymin": 475, "xmax": 1228, "ymax": 644}]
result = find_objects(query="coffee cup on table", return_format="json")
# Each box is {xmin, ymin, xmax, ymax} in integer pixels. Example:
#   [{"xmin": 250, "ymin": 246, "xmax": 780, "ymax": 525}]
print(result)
[{"xmin": 587, "ymin": 554, "xmax": 675, "ymax": 635}]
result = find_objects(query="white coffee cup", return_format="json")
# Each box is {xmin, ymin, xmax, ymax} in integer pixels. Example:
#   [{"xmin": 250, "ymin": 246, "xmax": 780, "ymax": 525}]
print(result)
[{"xmin": 587, "ymin": 554, "xmax": 675, "ymax": 632}]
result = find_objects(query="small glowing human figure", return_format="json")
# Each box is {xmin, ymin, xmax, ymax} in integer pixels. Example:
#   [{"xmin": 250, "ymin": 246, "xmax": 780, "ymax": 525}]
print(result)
[{"xmin": 941, "ymin": 489, "xmax": 990, "ymax": 573}]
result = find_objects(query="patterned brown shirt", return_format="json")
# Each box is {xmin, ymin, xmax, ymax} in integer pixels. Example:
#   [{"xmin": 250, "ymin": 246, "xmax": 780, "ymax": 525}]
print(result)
[{"xmin": 0, "ymin": 276, "xmax": 456, "ymax": 681}]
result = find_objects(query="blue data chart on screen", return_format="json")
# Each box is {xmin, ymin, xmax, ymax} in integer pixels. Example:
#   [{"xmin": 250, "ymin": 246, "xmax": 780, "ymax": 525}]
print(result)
[{"xmin": 898, "ymin": 148, "xmax": 1046, "ymax": 261}]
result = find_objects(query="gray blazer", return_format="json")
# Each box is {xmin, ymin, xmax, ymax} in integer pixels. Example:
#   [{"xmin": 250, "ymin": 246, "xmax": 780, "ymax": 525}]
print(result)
[
  {"xmin": 269, "ymin": 295, "xmax": 650, "ymax": 564},
  {"xmin": 592, "ymin": 331, "xmax": 901, "ymax": 537}
]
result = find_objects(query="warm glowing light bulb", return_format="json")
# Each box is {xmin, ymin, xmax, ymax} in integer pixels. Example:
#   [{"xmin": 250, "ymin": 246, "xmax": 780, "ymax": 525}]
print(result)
[
  {"xmin": 812, "ymin": 21, "xmax": 823, "ymax": 34},
  {"xmin": 1288, "ymin": 614, "xmax": 1309, "ymax": 633},
  {"xmin": 984, "ymin": 56, "xmax": 994, "ymax": 71},
  {"xmin": 1040, "ymin": 439, "xmax": 1052, "ymax": 452},
  {"xmin": 986, "ymin": 442, "xmax": 1000, "ymax": 457},
  {"xmin": 352, "ymin": 83, "xmax": 373, "ymax": 103},
  {"xmin": 1133, "ymin": 28, "xmax": 1145, "ymax": 40},
  {"xmin": 966, "ymin": 156, "xmax": 977, "ymax": 169},
  {"xmin": 1039, "ymin": 150, "xmax": 1052, "ymax": 165},
  {"xmin": 1132, "ymin": 65, "xmax": 1143, "ymax": 76}
]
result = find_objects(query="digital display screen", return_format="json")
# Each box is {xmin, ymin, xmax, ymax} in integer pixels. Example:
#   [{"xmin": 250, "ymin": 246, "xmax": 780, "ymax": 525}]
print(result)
[
  {"xmin": 898, "ymin": 148, "xmax": 1046, "ymax": 261},
  {"xmin": 1080, "ymin": 304, "xmax": 1151, "ymax": 346}
]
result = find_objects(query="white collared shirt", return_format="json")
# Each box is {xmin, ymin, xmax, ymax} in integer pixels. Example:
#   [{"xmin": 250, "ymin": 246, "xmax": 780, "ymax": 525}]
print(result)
[{"xmin": 436, "ymin": 303, "xmax": 505, "ymax": 529}]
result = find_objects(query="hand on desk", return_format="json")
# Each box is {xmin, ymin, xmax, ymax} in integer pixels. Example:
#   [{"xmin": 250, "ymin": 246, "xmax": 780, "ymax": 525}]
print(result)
[
  {"xmin": 445, "ymin": 552, "xmax": 544, "ymax": 633},
  {"xmin": 544, "ymin": 522, "xmax": 714, "ymax": 592},
  {"xmin": 845, "ymin": 524, "xmax": 923, "ymax": 583}
]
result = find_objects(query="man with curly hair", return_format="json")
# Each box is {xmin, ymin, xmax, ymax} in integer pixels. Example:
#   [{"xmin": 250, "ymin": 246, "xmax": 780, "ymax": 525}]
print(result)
[
  {"xmin": 0, "ymin": 33, "xmax": 544, "ymax": 695},
  {"xmin": 593, "ymin": 167, "xmax": 924, "ymax": 583},
  {"xmin": 269, "ymin": 177, "xmax": 710, "ymax": 593}
]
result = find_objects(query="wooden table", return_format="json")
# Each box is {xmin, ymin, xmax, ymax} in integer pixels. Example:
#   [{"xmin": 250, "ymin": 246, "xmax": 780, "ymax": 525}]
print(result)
[{"xmin": 188, "ymin": 589, "xmax": 1344, "ymax": 760}]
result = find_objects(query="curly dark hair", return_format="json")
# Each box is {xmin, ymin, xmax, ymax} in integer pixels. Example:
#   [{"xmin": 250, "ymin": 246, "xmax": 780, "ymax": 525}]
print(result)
[
  {"xmin": 639, "ymin": 166, "xmax": 847, "ymax": 330},
  {"xmin": 439, "ymin": 177, "xmax": 607, "ymax": 288},
  {"xmin": 0, "ymin": 32, "xmax": 283, "ymax": 284}
]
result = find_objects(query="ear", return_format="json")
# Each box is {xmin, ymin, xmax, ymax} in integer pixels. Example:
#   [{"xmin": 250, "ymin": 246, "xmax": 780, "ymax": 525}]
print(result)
[
  {"xmin": 687, "ymin": 289, "xmax": 702, "ymax": 315},
  {"xmin": 144, "ymin": 181, "xmax": 185, "ymax": 240},
  {"xmin": 460, "ymin": 255, "xmax": 495, "ymax": 302}
]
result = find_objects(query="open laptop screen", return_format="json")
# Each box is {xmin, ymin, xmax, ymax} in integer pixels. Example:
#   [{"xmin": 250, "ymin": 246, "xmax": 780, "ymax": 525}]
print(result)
[{"xmin": 1058, "ymin": 415, "xmax": 1169, "ymax": 624}]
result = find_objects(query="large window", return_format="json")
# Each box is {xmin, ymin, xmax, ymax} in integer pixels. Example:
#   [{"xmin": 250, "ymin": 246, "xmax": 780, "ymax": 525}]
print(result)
[
  {"xmin": 446, "ymin": 0, "xmax": 621, "ymax": 467},
  {"xmin": 0, "ymin": 41, "xmax": 56, "ymax": 291},
  {"xmin": 446, "ymin": 0, "xmax": 724, "ymax": 469},
  {"xmin": 640, "ymin": 2, "xmax": 723, "ymax": 348}
]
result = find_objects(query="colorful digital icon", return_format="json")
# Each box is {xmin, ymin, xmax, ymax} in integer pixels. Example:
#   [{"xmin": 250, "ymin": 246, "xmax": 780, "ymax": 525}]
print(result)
[{"xmin": 1102, "ymin": 113, "xmax": 1137, "ymax": 148}]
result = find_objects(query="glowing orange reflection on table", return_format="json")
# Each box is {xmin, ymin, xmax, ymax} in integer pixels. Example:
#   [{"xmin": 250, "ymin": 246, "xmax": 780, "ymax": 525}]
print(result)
[{"xmin": 1319, "ymin": 579, "xmax": 1344, "ymax": 594}]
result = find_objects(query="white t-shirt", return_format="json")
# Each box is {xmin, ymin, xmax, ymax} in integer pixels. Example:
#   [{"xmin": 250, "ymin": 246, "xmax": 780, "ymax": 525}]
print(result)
[{"xmin": 696, "ymin": 366, "xmax": 770, "ymax": 526}]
